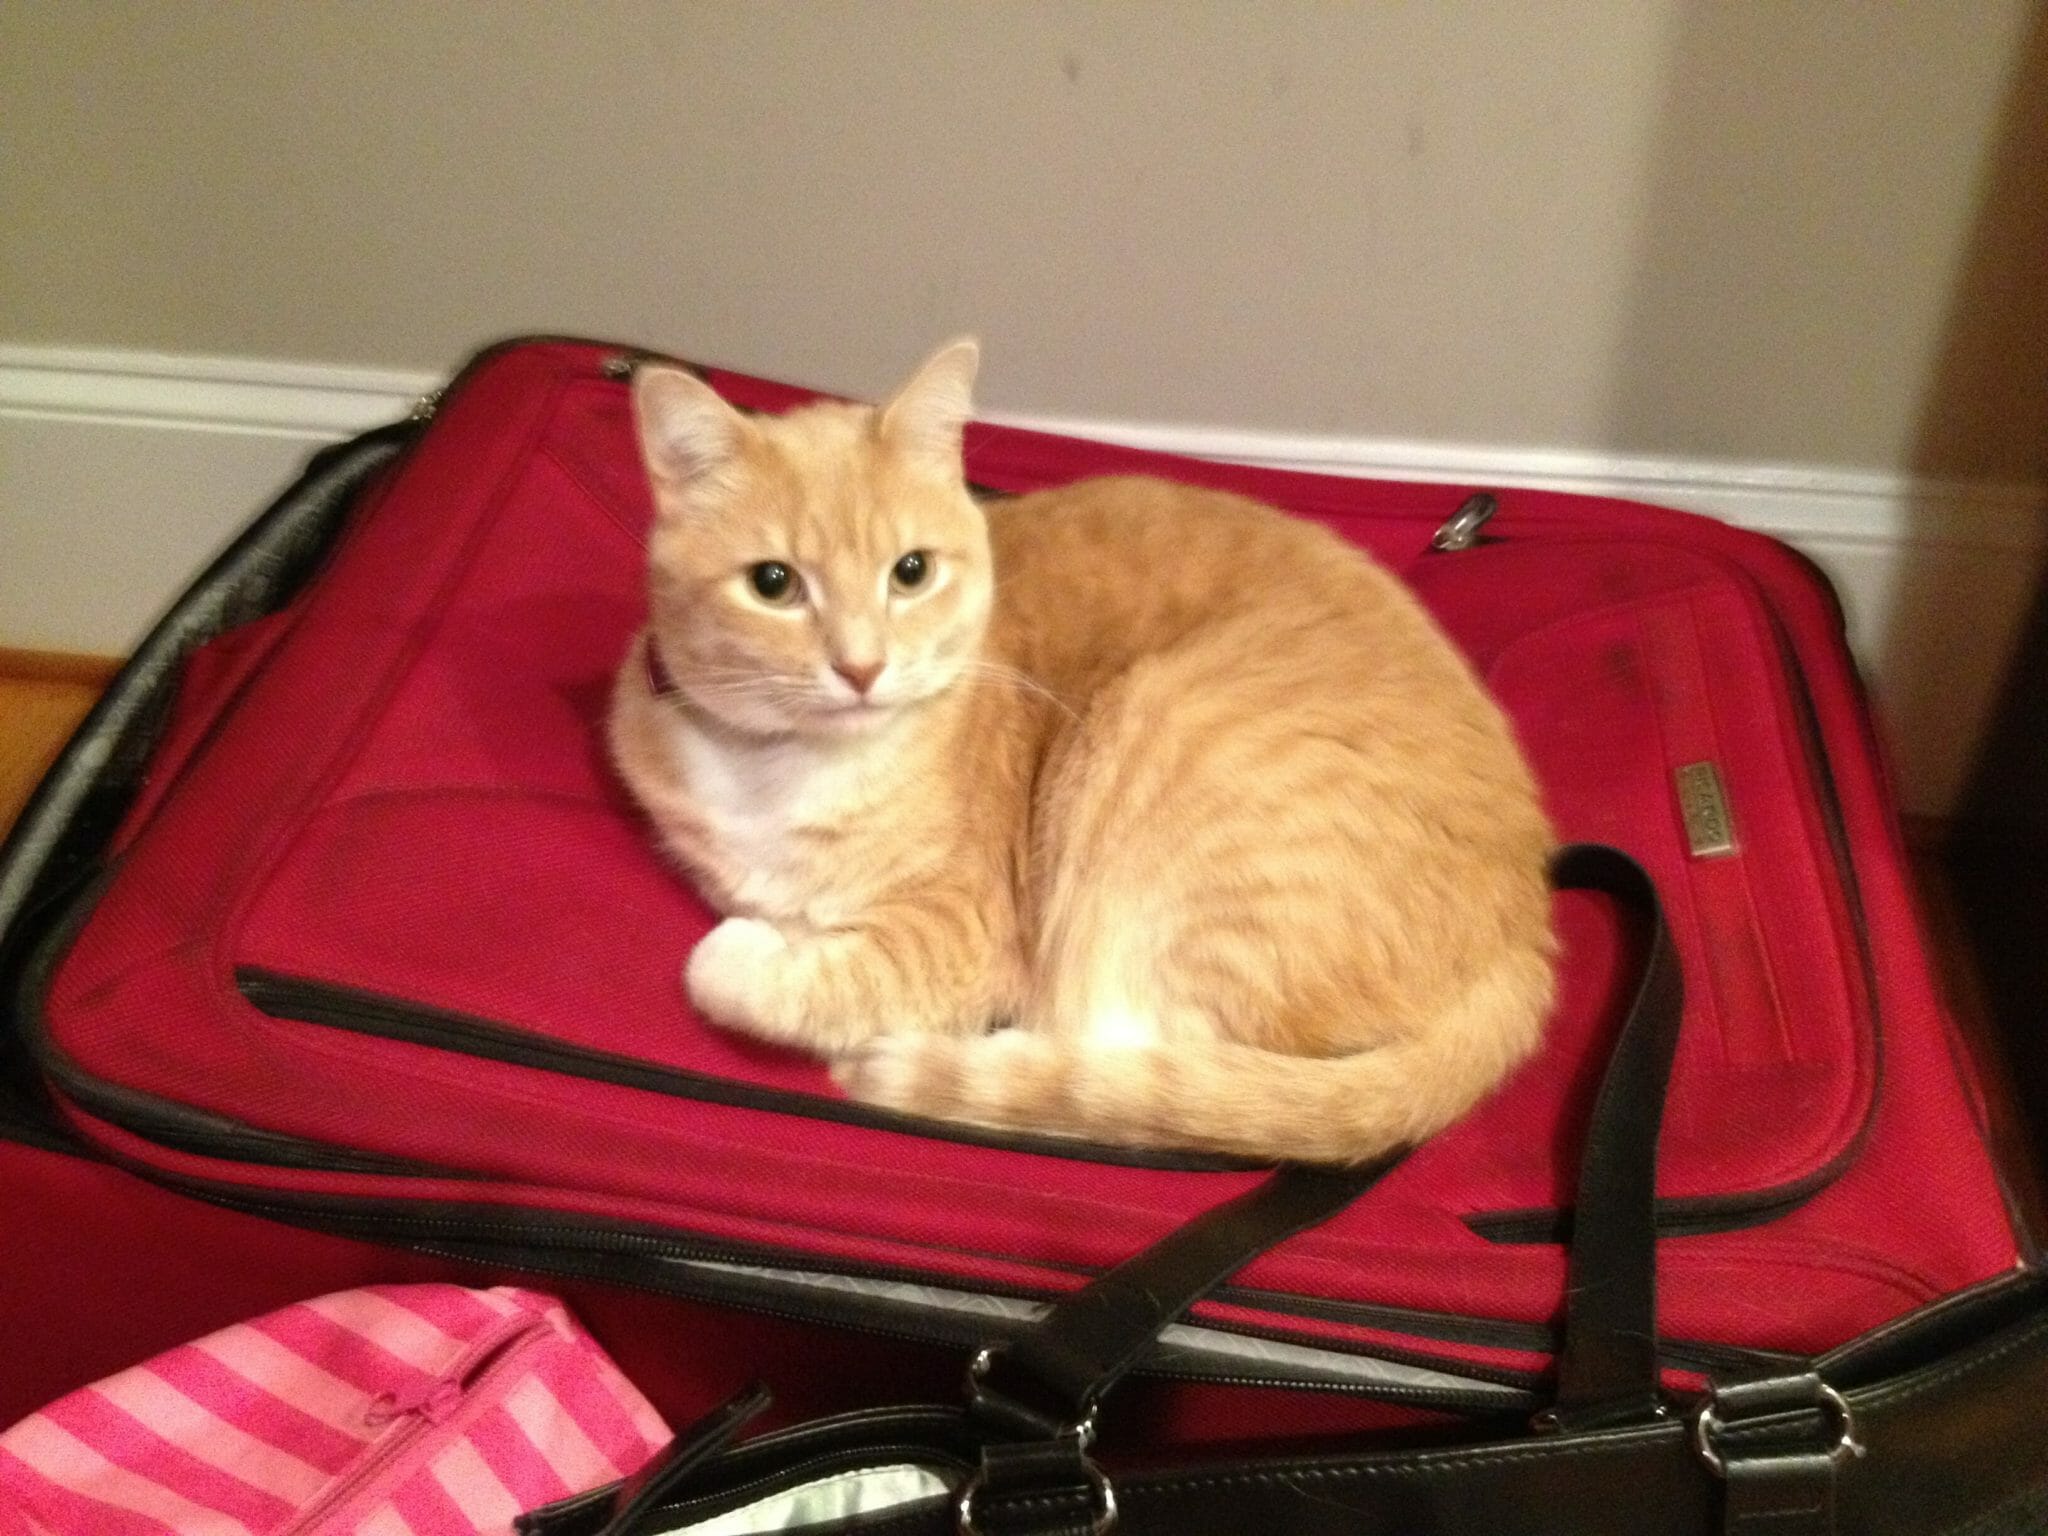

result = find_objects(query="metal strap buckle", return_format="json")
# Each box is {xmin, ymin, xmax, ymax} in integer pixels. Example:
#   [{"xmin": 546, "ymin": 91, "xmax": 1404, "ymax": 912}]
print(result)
[
  {"xmin": 1694, "ymin": 1379, "xmax": 1864, "ymax": 1478},
  {"xmin": 966, "ymin": 1346, "xmax": 1101, "ymax": 1447},
  {"xmin": 960, "ymin": 1350, "xmax": 1117, "ymax": 1533},
  {"xmin": 955, "ymin": 1443, "xmax": 1118, "ymax": 1536}
]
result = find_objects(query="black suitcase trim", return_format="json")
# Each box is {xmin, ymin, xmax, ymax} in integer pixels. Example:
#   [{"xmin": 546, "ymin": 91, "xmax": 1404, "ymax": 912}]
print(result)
[{"xmin": 0, "ymin": 426, "xmax": 416, "ymax": 1129}]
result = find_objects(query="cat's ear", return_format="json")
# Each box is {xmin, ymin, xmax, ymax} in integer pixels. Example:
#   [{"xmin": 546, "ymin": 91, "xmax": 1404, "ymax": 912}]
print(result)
[
  {"xmin": 878, "ymin": 337, "xmax": 979, "ymax": 473},
  {"xmin": 633, "ymin": 367, "xmax": 754, "ymax": 491}
]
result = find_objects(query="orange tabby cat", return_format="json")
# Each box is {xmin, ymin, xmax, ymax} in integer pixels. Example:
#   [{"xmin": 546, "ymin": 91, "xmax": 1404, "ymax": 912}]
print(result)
[{"xmin": 608, "ymin": 340, "xmax": 1556, "ymax": 1164}]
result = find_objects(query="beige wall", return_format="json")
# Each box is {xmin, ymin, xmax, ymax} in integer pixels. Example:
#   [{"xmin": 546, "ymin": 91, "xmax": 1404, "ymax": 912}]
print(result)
[{"xmin": 6, "ymin": 1, "xmax": 2044, "ymax": 479}]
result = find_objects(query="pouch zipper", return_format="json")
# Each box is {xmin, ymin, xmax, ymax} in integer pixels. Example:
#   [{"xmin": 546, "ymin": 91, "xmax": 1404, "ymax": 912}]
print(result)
[{"xmin": 279, "ymin": 1306, "xmax": 556, "ymax": 1534}]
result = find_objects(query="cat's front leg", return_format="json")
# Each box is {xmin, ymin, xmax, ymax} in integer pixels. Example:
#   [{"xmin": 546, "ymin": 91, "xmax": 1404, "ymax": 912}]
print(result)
[
  {"xmin": 687, "ymin": 915, "xmax": 994, "ymax": 1055},
  {"xmin": 686, "ymin": 917, "xmax": 811, "ymax": 1042}
]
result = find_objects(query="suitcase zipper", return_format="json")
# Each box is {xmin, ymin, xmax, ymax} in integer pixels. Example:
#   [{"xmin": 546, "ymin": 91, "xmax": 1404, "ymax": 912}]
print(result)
[
  {"xmin": 31, "ymin": 1022, "xmax": 462, "ymax": 1178},
  {"xmin": 1429, "ymin": 493, "xmax": 1499, "ymax": 552},
  {"xmin": 399, "ymin": 1235, "xmax": 1546, "ymax": 1416},
  {"xmin": 383, "ymin": 1207, "xmax": 1557, "ymax": 1401},
  {"xmin": 121, "ymin": 1158, "xmax": 1550, "ymax": 1414},
  {"xmin": 157, "ymin": 1160, "xmax": 1779, "ymax": 1416},
  {"xmin": 231, "ymin": 968, "xmax": 1247, "ymax": 1173}
]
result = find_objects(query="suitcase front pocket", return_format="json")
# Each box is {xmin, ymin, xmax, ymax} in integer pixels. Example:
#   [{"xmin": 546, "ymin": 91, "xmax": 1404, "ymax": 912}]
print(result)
[{"xmin": 1421, "ymin": 535, "xmax": 1878, "ymax": 1238}]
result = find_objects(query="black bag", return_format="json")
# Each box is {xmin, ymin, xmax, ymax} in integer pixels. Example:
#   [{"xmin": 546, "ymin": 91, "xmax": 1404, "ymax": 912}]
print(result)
[
  {"xmin": 523, "ymin": 1207, "xmax": 2048, "ymax": 1536},
  {"xmin": 518, "ymin": 855, "xmax": 2048, "ymax": 1536}
]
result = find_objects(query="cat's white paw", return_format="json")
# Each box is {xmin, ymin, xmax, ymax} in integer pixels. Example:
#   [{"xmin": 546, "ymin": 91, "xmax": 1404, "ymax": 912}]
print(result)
[{"xmin": 686, "ymin": 918, "xmax": 794, "ymax": 1038}]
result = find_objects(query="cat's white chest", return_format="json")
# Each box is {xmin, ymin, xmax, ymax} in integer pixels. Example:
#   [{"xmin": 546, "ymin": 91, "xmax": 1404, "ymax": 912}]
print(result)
[{"xmin": 665, "ymin": 719, "xmax": 875, "ymax": 921}]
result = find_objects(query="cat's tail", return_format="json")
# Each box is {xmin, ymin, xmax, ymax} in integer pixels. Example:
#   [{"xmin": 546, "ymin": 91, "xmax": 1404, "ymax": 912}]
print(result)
[{"xmin": 832, "ymin": 967, "xmax": 1547, "ymax": 1166}]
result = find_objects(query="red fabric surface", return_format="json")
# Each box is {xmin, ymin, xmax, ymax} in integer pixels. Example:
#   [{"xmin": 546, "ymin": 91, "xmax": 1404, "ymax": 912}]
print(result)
[
  {"xmin": 34, "ymin": 341, "xmax": 2021, "ymax": 1382},
  {"xmin": 1, "ymin": 1140, "xmax": 1430, "ymax": 1451},
  {"xmin": 0, "ymin": 1140, "xmax": 961, "ymax": 1439}
]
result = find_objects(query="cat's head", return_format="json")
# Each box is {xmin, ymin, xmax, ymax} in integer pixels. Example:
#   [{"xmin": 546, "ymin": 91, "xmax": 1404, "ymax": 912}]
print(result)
[{"xmin": 630, "ymin": 339, "xmax": 992, "ymax": 738}]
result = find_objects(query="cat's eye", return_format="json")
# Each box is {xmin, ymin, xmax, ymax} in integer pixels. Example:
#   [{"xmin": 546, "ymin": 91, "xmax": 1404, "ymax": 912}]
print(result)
[
  {"xmin": 748, "ymin": 562, "xmax": 801, "ymax": 605},
  {"xmin": 891, "ymin": 551, "xmax": 931, "ymax": 593}
]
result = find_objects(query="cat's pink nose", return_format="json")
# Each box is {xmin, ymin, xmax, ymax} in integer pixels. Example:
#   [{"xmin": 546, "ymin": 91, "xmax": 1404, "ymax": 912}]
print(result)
[{"xmin": 833, "ymin": 659, "xmax": 885, "ymax": 696}]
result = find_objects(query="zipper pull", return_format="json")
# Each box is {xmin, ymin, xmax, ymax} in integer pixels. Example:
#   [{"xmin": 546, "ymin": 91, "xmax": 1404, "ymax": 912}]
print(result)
[
  {"xmin": 364, "ymin": 1379, "xmax": 464, "ymax": 1427},
  {"xmin": 1430, "ymin": 493, "xmax": 1499, "ymax": 552},
  {"xmin": 364, "ymin": 1307, "xmax": 559, "ymax": 1431}
]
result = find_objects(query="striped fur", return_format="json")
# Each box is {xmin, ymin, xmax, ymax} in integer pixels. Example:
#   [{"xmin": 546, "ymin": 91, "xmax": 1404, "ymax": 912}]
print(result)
[{"xmin": 610, "ymin": 341, "xmax": 1556, "ymax": 1164}]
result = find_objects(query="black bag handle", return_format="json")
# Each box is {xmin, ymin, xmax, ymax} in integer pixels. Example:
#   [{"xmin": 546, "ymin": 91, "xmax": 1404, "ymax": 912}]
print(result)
[{"xmin": 972, "ymin": 843, "xmax": 1681, "ymax": 1441}]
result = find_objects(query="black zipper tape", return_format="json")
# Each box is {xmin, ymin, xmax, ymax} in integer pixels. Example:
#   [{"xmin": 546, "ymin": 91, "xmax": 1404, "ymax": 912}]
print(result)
[{"xmin": 234, "ymin": 968, "xmax": 1254, "ymax": 1174}]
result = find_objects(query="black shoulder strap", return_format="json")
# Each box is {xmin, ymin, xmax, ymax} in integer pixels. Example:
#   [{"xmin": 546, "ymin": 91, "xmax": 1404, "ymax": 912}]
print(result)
[
  {"xmin": 974, "ymin": 842, "xmax": 1681, "ymax": 1439},
  {"xmin": 969, "ymin": 1163, "xmax": 1397, "ymax": 1439},
  {"xmin": 1544, "ymin": 843, "xmax": 1684, "ymax": 1428}
]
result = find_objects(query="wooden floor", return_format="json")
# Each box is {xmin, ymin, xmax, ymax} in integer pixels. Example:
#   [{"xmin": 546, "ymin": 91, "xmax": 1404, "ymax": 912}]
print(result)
[{"xmin": 0, "ymin": 650, "xmax": 120, "ymax": 836}]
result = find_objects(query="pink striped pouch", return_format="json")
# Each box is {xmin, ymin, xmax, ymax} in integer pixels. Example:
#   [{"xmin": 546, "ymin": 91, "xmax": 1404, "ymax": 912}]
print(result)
[{"xmin": 0, "ymin": 1284, "xmax": 672, "ymax": 1535}]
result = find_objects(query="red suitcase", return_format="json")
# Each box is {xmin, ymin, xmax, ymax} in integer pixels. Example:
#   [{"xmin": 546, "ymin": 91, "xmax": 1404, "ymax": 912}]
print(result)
[{"xmin": 1, "ymin": 338, "xmax": 2037, "ymax": 1532}]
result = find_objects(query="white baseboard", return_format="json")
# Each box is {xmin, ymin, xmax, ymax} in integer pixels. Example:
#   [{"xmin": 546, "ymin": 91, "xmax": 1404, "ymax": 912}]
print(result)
[
  {"xmin": 0, "ymin": 346, "xmax": 440, "ymax": 438},
  {"xmin": 991, "ymin": 411, "xmax": 2048, "ymax": 555},
  {"xmin": 4, "ymin": 343, "xmax": 2041, "ymax": 816}
]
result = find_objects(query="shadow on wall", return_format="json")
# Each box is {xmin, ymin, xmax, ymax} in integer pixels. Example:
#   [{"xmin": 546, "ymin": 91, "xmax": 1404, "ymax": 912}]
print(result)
[
  {"xmin": 1936, "ymin": 4, "xmax": 2048, "ymax": 1178},
  {"xmin": 1609, "ymin": 2, "xmax": 2048, "ymax": 819},
  {"xmin": 1898, "ymin": 0, "xmax": 2048, "ymax": 831},
  {"xmin": 1614, "ymin": 2, "xmax": 2048, "ymax": 1157},
  {"xmin": 1909, "ymin": 0, "xmax": 2048, "ymax": 491}
]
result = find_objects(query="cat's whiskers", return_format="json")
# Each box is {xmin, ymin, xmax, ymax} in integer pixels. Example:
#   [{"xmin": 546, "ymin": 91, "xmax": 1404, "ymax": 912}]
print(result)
[{"xmin": 949, "ymin": 659, "xmax": 1081, "ymax": 723}]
